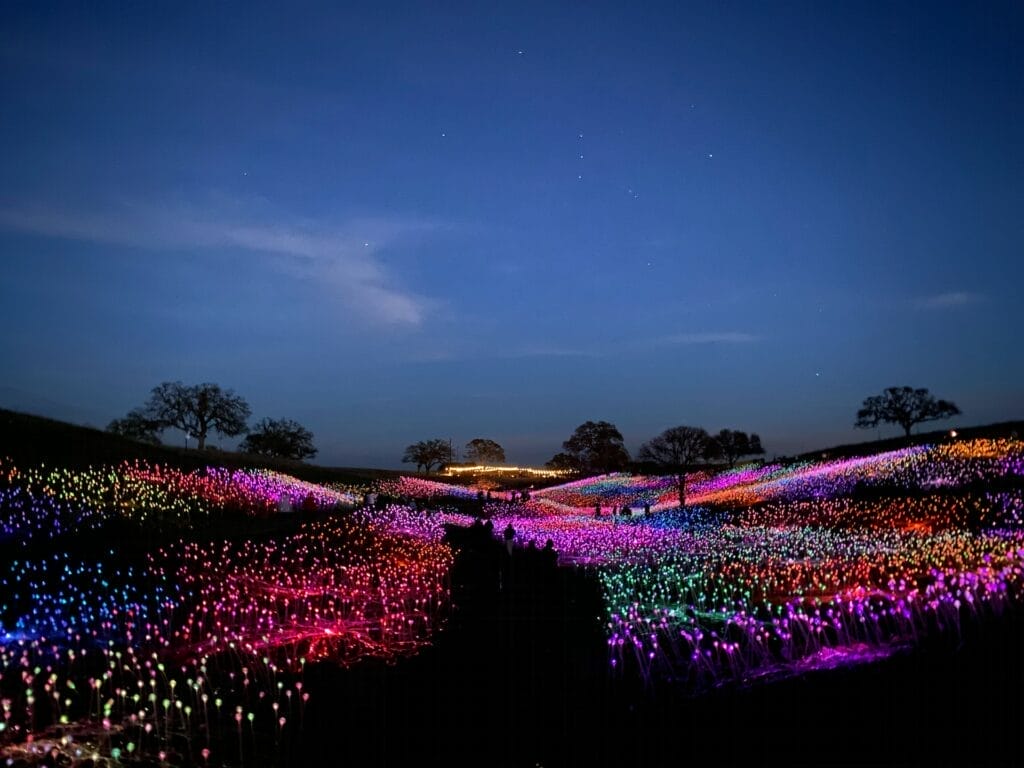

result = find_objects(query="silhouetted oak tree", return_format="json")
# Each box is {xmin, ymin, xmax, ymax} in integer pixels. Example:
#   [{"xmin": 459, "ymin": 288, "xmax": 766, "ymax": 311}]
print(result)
[
  {"xmin": 107, "ymin": 408, "xmax": 163, "ymax": 445},
  {"xmin": 855, "ymin": 386, "xmax": 961, "ymax": 438},
  {"xmin": 548, "ymin": 420, "xmax": 630, "ymax": 474},
  {"xmin": 544, "ymin": 452, "xmax": 580, "ymax": 472},
  {"xmin": 464, "ymin": 438, "xmax": 506, "ymax": 464},
  {"xmin": 403, "ymin": 439, "xmax": 451, "ymax": 473},
  {"xmin": 241, "ymin": 418, "xmax": 317, "ymax": 460},
  {"xmin": 638, "ymin": 425, "xmax": 712, "ymax": 507},
  {"xmin": 709, "ymin": 429, "xmax": 765, "ymax": 468},
  {"xmin": 136, "ymin": 381, "xmax": 251, "ymax": 450}
]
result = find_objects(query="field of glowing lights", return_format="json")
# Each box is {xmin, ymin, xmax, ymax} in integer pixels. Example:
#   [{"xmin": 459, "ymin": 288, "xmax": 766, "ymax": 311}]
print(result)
[{"xmin": 2, "ymin": 437, "xmax": 1024, "ymax": 765}]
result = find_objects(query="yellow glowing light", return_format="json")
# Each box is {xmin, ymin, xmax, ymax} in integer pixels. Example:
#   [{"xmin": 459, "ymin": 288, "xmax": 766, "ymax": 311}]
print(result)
[{"xmin": 441, "ymin": 465, "xmax": 571, "ymax": 478}]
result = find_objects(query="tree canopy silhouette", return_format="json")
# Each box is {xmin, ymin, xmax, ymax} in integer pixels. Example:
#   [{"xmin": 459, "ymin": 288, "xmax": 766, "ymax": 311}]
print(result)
[
  {"xmin": 855, "ymin": 386, "xmax": 961, "ymax": 438},
  {"xmin": 638, "ymin": 425, "xmax": 712, "ymax": 507},
  {"xmin": 132, "ymin": 381, "xmax": 251, "ymax": 450},
  {"xmin": 464, "ymin": 438, "xmax": 505, "ymax": 464},
  {"xmin": 548, "ymin": 420, "xmax": 630, "ymax": 474},
  {"xmin": 107, "ymin": 408, "xmax": 163, "ymax": 445},
  {"xmin": 240, "ymin": 418, "xmax": 317, "ymax": 460},
  {"xmin": 709, "ymin": 429, "xmax": 765, "ymax": 468},
  {"xmin": 403, "ymin": 438, "xmax": 451, "ymax": 473}
]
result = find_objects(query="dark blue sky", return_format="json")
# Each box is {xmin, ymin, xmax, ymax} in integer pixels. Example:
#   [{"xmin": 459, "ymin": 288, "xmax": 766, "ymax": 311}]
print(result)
[{"xmin": 2, "ymin": 1, "xmax": 1021, "ymax": 468}]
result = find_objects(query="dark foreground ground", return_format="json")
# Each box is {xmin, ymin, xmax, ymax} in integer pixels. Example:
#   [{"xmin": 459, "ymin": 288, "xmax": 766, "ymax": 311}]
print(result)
[
  {"xmin": 294, "ymin": 531, "xmax": 1024, "ymax": 768},
  {"xmin": 1, "ymin": 519, "xmax": 1020, "ymax": 768}
]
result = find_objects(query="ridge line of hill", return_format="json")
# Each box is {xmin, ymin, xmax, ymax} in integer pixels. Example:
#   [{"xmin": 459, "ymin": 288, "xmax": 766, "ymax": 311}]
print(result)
[
  {"xmin": 0, "ymin": 407, "xmax": 401, "ymax": 485},
  {"xmin": 790, "ymin": 419, "xmax": 1023, "ymax": 462},
  {"xmin": 2, "ymin": 406, "xmax": 1022, "ymax": 484}
]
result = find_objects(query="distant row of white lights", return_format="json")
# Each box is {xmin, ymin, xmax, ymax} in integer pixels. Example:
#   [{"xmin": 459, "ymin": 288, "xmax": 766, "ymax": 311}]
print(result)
[{"xmin": 442, "ymin": 465, "xmax": 571, "ymax": 478}]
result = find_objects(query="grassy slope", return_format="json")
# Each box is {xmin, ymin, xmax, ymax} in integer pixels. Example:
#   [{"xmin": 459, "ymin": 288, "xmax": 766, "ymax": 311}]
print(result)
[
  {"xmin": 793, "ymin": 418, "xmax": 1024, "ymax": 461},
  {"xmin": 3, "ymin": 409, "xmax": 1023, "ymax": 764}
]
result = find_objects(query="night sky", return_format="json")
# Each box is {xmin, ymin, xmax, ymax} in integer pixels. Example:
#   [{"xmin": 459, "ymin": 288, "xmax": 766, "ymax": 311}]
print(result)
[{"xmin": 1, "ymin": 1, "xmax": 1021, "ymax": 468}]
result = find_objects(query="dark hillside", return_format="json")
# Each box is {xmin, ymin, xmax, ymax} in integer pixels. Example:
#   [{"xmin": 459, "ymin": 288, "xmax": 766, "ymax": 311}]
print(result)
[
  {"xmin": 5, "ymin": 407, "xmax": 1022, "ymax": 485},
  {"xmin": 0, "ymin": 407, "xmax": 402, "ymax": 485},
  {"xmin": 792, "ymin": 419, "xmax": 1024, "ymax": 462}
]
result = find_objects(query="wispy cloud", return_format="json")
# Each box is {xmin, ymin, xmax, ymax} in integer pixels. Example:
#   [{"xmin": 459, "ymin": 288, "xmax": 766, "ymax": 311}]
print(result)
[
  {"xmin": 0, "ymin": 202, "xmax": 446, "ymax": 327},
  {"xmin": 916, "ymin": 292, "xmax": 984, "ymax": 310},
  {"xmin": 656, "ymin": 332, "xmax": 759, "ymax": 345}
]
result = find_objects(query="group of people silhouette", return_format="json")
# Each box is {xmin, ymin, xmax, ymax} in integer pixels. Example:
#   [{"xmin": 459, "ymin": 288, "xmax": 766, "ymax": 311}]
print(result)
[
  {"xmin": 593, "ymin": 502, "xmax": 652, "ymax": 518},
  {"xmin": 455, "ymin": 516, "xmax": 559, "ymax": 595}
]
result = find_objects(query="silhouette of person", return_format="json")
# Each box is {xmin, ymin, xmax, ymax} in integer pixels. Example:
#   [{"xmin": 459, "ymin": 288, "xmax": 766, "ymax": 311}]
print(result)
[
  {"xmin": 503, "ymin": 522, "xmax": 515, "ymax": 556},
  {"xmin": 541, "ymin": 538, "xmax": 557, "ymax": 568}
]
